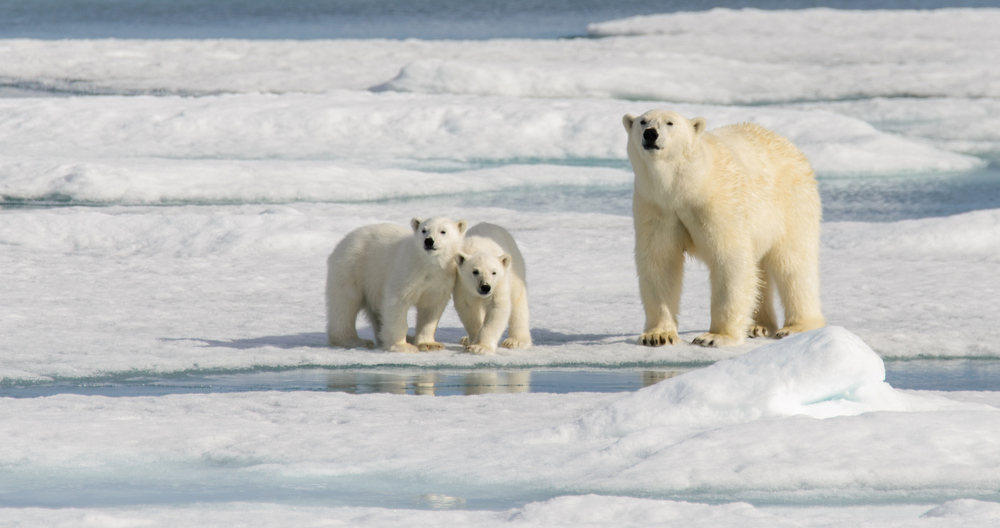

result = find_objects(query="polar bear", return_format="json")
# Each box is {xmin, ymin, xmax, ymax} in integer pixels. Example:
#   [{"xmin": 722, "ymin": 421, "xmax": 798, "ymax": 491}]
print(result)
[
  {"xmin": 453, "ymin": 223, "xmax": 531, "ymax": 355},
  {"xmin": 623, "ymin": 109, "xmax": 825, "ymax": 347},
  {"xmin": 326, "ymin": 217, "xmax": 468, "ymax": 353}
]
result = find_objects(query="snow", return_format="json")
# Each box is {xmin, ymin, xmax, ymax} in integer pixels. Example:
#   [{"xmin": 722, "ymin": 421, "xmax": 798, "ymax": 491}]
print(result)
[
  {"xmin": 0, "ymin": 94, "xmax": 983, "ymax": 198},
  {"xmin": 1, "ymin": 329, "xmax": 999, "ymax": 526},
  {"xmin": 5, "ymin": 499, "xmax": 1000, "ymax": 527},
  {"xmin": 2, "ymin": 6, "xmax": 1000, "ymax": 526},
  {"xmin": 791, "ymin": 98, "xmax": 1000, "ymax": 160},
  {"xmin": 3, "ymin": 203, "xmax": 999, "ymax": 382}
]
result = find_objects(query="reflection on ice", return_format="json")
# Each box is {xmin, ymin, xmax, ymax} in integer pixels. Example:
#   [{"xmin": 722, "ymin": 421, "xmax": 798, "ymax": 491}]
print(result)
[
  {"xmin": 414, "ymin": 494, "xmax": 467, "ymax": 510},
  {"xmin": 324, "ymin": 370, "xmax": 680, "ymax": 396},
  {"xmin": 6, "ymin": 362, "xmax": 1000, "ymax": 397}
]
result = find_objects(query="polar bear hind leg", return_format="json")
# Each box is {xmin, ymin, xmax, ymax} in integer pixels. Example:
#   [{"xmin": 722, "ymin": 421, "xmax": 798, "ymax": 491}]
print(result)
[
  {"xmin": 501, "ymin": 277, "xmax": 532, "ymax": 349},
  {"xmin": 766, "ymin": 243, "xmax": 825, "ymax": 338},
  {"xmin": 748, "ymin": 266, "xmax": 779, "ymax": 338},
  {"xmin": 326, "ymin": 278, "xmax": 376, "ymax": 349}
]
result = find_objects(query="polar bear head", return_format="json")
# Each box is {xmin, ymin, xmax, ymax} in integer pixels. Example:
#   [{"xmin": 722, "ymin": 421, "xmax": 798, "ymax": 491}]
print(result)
[
  {"xmin": 455, "ymin": 240, "xmax": 511, "ymax": 298},
  {"xmin": 622, "ymin": 109, "xmax": 707, "ymax": 158},
  {"xmin": 411, "ymin": 217, "xmax": 468, "ymax": 259}
]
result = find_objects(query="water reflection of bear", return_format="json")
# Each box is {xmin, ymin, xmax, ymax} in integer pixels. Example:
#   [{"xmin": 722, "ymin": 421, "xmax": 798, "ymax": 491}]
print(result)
[
  {"xmin": 325, "ymin": 372, "xmax": 532, "ymax": 396},
  {"xmin": 325, "ymin": 371, "xmax": 681, "ymax": 395}
]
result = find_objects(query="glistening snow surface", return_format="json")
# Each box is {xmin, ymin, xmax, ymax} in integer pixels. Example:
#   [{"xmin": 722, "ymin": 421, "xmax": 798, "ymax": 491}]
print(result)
[{"xmin": 2, "ymin": 6, "xmax": 1000, "ymax": 527}]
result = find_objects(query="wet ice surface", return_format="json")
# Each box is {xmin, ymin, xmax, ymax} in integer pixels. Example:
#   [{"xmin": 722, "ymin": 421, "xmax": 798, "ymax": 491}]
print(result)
[
  {"xmin": 369, "ymin": 165, "xmax": 1000, "ymax": 223},
  {"xmin": 0, "ymin": 369, "xmax": 680, "ymax": 398},
  {"xmin": 3, "ymin": 361, "xmax": 1000, "ymax": 398}
]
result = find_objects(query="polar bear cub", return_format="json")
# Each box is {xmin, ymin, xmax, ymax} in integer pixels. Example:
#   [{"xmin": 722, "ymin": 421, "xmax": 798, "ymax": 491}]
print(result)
[
  {"xmin": 453, "ymin": 223, "xmax": 531, "ymax": 355},
  {"xmin": 623, "ymin": 109, "xmax": 825, "ymax": 347},
  {"xmin": 326, "ymin": 217, "xmax": 468, "ymax": 353}
]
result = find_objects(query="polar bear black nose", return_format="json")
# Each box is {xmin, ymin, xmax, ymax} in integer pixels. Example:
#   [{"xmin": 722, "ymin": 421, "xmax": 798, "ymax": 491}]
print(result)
[
  {"xmin": 479, "ymin": 284, "xmax": 491, "ymax": 295},
  {"xmin": 643, "ymin": 128, "xmax": 658, "ymax": 142},
  {"xmin": 424, "ymin": 237, "xmax": 435, "ymax": 249}
]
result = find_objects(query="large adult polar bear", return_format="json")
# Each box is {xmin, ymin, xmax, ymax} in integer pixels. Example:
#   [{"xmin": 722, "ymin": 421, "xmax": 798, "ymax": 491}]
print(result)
[
  {"xmin": 623, "ymin": 109, "xmax": 825, "ymax": 347},
  {"xmin": 453, "ymin": 223, "xmax": 532, "ymax": 355},
  {"xmin": 326, "ymin": 217, "xmax": 467, "ymax": 353}
]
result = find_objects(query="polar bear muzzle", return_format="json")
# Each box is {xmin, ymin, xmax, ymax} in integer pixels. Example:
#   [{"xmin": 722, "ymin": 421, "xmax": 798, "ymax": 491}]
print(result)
[
  {"xmin": 423, "ymin": 236, "xmax": 437, "ymax": 251},
  {"xmin": 470, "ymin": 271, "xmax": 495, "ymax": 297},
  {"xmin": 642, "ymin": 127, "xmax": 660, "ymax": 150}
]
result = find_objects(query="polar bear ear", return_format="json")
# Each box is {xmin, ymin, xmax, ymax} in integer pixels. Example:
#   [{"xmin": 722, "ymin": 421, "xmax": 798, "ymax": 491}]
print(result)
[
  {"xmin": 411, "ymin": 218, "xmax": 423, "ymax": 232},
  {"xmin": 622, "ymin": 114, "xmax": 636, "ymax": 133},
  {"xmin": 500, "ymin": 254, "xmax": 512, "ymax": 269},
  {"xmin": 455, "ymin": 253, "xmax": 468, "ymax": 266},
  {"xmin": 692, "ymin": 117, "xmax": 707, "ymax": 136},
  {"xmin": 456, "ymin": 219, "xmax": 469, "ymax": 235}
]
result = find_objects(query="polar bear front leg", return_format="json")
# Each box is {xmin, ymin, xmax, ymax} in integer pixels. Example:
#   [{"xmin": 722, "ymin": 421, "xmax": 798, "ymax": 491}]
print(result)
[
  {"xmin": 694, "ymin": 254, "xmax": 756, "ymax": 347},
  {"xmin": 634, "ymin": 217, "xmax": 684, "ymax": 347},
  {"xmin": 412, "ymin": 294, "xmax": 450, "ymax": 351},
  {"xmin": 454, "ymin": 291, "xmax": 485, "ymax": 347},
  {"xmin": 379, "ymin": 297, "xmax": 419, "ymax": 353},
  {"xmin": 467, "ymin": 297, "xmax": 511, "ymax": 355}
]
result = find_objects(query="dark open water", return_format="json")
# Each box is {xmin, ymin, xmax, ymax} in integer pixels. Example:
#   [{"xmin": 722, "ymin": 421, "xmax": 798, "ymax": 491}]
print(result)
[{"xmin": 3, "ymin": 0, "xmax": 1000, "ymax": 39}]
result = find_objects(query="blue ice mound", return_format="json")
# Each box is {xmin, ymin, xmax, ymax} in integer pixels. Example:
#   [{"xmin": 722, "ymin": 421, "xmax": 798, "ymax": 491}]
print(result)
[{"xmin": 580, "ymin": 326, "xmax": 957, "ymax": 437}]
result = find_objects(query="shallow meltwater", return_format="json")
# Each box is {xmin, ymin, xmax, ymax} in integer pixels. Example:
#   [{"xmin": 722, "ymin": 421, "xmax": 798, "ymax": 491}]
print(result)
[
  {"xmin": 376, "ymin": 164, "xmax": 1000, "ymax": 223},
  {"xmin": 0, "ymin": 368, "xmax": 684, "ymax": 398},
  {"xmin": 3, "ymin": 360, "xmax": 999, "ymax": 398}
]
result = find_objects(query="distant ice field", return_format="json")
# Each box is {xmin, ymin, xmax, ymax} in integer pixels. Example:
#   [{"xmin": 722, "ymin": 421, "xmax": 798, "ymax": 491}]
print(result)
[{"xmin": 5, "ymin": 0, "xmax": 1000, "ymax": 40}]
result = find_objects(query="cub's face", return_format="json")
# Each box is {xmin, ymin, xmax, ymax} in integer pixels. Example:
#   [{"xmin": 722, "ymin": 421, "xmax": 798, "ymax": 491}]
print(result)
[
  {"xmin": 411, "ymin": 217, "xmax": 468, "ymax": 257},
  {"xmin": 622, "ymin": 110, "xmax": 706, "ymax": 158},
  {"xmin": 456, "ymin": 252, "xmax": 511, "ymax": 297}
]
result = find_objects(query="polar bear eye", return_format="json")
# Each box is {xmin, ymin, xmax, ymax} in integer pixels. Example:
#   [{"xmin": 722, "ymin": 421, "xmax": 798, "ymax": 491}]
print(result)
[
  {"xmin": 440, "ymin": 230, "xmax": 446, "ymax": 235},
  {"xmin": 639, "ymin": 119, "xmax": 647, "ymax": 126},
  {"xmin": 491, "ymin": 271, "xmax": 497, "ymax": 276},
  {"xmin": 472, "ymin": 270, "xmax": 479, "ymax": 276},
  {"xmin": 667, "ymin": 122, "xmax": 673, "ymax": 126}
]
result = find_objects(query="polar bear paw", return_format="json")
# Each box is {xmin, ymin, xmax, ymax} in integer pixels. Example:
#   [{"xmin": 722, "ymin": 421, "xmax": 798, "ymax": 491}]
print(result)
[
  {"xmin": 329, "ymin": 337, "xmax": 376, "ymax": 349},
  {"xmin": 464, "ymin": 344, "xmax": 496, "ymax": 355},
  {"xmin": 459, "ymin": 336, "xmax": 470, "ymax": 346},
  {"xmin": 775, "ymin": 323, "xmax": 823, "ymax": 339},
  {"xmin": 692, "ymin": 332, "xmax": 744, "ymax": 348},
  {"xmin": 387, "ymin": 342, "xmax": 420, "ymax": 353},
  {"xmin": 747, "ymin": 325, "xmax": 771, "ymax": 338},
  {"xmin": 639, "ymin": 330, "xmax": 679, "ymax": 347},
  {"xmin": 417, "ymin": 342, "xmax": 445, "ymax": 352},
  {"xmin": 500, "ymin": 338, "xmax": 530, "ymax": 350}
]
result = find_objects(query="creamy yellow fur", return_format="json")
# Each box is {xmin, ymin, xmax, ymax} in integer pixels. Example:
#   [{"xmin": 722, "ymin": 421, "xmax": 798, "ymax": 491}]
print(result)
[
  {"xmin": 623, "ymin": 110, "xmax": 825, "ymax": 347},
  {"xmin": 326, "ymin": 217, "xmax": 468, "ymax": 353},
  {"xmin": 453, "ymin": 223, "xmax": 531, "ymax": 355}
]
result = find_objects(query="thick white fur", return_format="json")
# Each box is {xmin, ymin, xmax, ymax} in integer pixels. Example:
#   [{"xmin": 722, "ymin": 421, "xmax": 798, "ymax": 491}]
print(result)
[
  {"xmin": 453, "ymin": 223, "xmax": 531, "ymax": 355},
  {"xmin": 623, "ymin": 109, "xmax": 825, "ymax": 347},
  {"xmin": 326, "ymin": 217, "xmax": 468, "ymax": 353}
]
